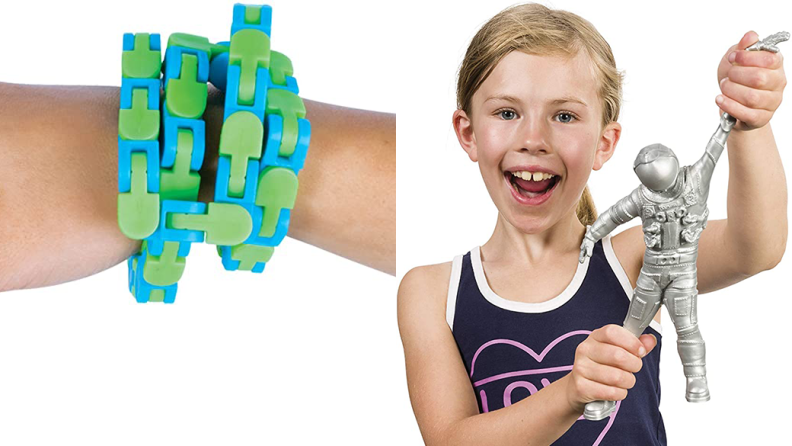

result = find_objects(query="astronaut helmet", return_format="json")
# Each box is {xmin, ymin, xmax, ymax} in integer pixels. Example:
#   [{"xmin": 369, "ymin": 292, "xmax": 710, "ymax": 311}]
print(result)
[{"xmin": 633, "ymin": 143, "xmax": 680, "ymax": 192}]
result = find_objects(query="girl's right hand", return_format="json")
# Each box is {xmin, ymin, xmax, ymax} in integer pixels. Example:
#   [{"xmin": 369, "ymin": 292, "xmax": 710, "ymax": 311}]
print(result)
[{"xmin": 564, "ymin": 324, "xmax": 657, "ymax": 413}]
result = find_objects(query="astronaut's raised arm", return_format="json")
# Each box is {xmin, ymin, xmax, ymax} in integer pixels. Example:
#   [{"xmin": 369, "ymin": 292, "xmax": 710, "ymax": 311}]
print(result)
[
  {"xmin": 588, "ymin": 187, "xmax": 643, "ymax": 241},
  {"xmin": 690, "ymin": 113, "xmax": 736, "ymax": 197}
]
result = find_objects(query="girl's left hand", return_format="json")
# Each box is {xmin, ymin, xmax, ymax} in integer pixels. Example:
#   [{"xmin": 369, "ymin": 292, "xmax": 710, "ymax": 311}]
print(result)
[{"xmin": 716, "ymin": 31, "xmax": 786, "ymax": 131}]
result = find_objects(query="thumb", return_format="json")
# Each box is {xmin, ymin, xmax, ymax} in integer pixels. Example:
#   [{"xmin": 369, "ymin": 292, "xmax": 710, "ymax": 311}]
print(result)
[
  {"xmin": 737, "ymin": 30, "xmax": 759, "ymax": 50},
  {"xmin": 638, "ymin": 334, "xmax": 658, "ymax": 357}
]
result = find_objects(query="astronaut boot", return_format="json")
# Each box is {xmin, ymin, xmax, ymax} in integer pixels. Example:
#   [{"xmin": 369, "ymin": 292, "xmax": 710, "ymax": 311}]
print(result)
[
  {"xmin": 583, "ymin": 400, "xmax": 617, "ymax": 421},
  {"xmin": 677, "ymin": 326, "xmax": 709, "ymax": 402},
  {"xmin": 685, "ymin": 375, "xmax": 710, "ymax": 403}
]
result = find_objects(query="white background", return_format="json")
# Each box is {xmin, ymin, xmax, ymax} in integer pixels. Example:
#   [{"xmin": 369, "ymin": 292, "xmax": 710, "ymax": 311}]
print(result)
[
  {"xmin": 1, "ymin": 0, "xmax": 791, "ymax": 445},
  {"xmin": 0, "ymin": 1, "xmax": 403, "ymax": 445},
  {"xmin": 397, "ymin": 0, "xmax": 792, "ymax": 445}
]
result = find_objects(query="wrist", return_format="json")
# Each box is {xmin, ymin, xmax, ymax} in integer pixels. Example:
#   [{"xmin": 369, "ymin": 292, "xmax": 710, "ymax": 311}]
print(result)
[{"xmin": 557, "ymin": 374, "xmax": 585, "ymax": 416}]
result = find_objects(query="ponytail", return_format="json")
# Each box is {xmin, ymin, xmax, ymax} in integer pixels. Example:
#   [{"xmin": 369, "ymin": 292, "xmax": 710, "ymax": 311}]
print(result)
[{"xmin": 576, "ymin": 185, "xmax": 597, "ymax": 226}]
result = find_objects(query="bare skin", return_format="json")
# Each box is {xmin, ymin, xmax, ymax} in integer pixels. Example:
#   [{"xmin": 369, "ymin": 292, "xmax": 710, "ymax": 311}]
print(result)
[
  {"xmin": 398, "ymin": 31, "xmax": 786, "ymax": 445},
  {"xmin": 0, "ymin": 82, "xmax": 395, "ymax": 291}
]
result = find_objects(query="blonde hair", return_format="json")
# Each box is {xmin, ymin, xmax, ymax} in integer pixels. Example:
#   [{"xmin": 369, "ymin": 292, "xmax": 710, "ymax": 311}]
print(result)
[{"xmin": 456, "ymin": 3, "xmax": 624, "ymax": 226}]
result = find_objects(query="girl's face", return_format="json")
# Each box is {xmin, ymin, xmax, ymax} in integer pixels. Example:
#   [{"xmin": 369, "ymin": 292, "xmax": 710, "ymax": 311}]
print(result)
[{"xmin": 454, "ymin": 50, "xmax": 620, "ymax": 234}]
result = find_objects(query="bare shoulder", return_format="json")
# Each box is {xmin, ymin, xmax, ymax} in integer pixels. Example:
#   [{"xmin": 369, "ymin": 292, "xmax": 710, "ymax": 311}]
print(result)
[
  {"xmin": 610, "ymin": 225, "xmax": 645, "ymax": 289},
  {"xmin": 397, "ymin": 261, "xmax": 453, "ymax": 322}
]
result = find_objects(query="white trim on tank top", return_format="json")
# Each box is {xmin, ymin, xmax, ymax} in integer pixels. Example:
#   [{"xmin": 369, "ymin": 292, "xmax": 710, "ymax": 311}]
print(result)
[
  {"xmin": 445, "ymin": 234, "xmax": 662, "ymax": 334},
  {"xmin": 445, "ymin": 254, "xmax": 464, "ymax": 331}
]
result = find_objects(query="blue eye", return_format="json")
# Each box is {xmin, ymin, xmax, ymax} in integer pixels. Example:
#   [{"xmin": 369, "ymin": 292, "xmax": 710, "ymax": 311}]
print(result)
[
  {"xmin": 499, "ymin": 110, "xmax": 517, "ymax": 120},
  {"xmin": 556, "ymin": 112, "xmax": 575, "ymax": 123}
]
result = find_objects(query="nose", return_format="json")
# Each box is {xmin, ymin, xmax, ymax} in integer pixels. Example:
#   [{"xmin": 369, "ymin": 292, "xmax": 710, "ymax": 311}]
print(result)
[{"xmin": 519, "ymin": 114, "xmax": 551, "ymax": 154}]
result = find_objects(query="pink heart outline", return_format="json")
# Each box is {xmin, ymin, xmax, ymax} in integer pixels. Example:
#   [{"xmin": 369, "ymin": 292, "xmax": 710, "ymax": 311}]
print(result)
[{"xmin": 470, "ymin": 330, "xmax": 621, "ymax": 446}]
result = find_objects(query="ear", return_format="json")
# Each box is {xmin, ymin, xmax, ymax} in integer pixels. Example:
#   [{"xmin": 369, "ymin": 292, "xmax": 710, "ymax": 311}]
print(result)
[
  {"xmin": 453, "ymin": 109, "xmax": 478, "ymax": 162},
  {"xmin": 592, "ymin": 121, "xmax": 621, "ymax": 171}
]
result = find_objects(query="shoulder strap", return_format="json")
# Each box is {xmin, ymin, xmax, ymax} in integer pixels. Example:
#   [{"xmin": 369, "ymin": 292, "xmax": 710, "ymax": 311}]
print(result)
[{"xmin": 446, "ymin": 254, "xmax": 464, "ymax": 332}]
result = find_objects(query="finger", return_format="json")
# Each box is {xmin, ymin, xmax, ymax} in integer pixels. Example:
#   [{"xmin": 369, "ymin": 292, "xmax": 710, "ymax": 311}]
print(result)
[
  {"xmin": 720, "ymin": 77, "xmax": 781, "ymax": 112},
  {"xmin": 638, "ymin": 334, "xmax": 658, "ymax": 356},
  {"xmin": 737, "ymin": 30, "xmax": 760, "ymax": 51},
  {"xmin": 592, "ymin": 325, "xmax": 645, "ymax": 357},
  {"xmin": 577, "ymin": 359, "xmax": 637, "ymax": 390},
  {"xmin": 579, "ymin": 250, "xmax": 585, "ymax": 264},
  {"xmin": 731, "ymin": 49, "xmax": 783, "ymax": 70},
  {"xmin": 716, "ymin": 93, "xmax": 771, "ymax": 128},
  {"xmin": 579, "ymin": 378, "xmax": 629, "ymax": 403},
  {"xmin": 726, "ymin": 65, "xmax": 786, "ymax": 91},
  {"xmin": 586, "ymin": 341, "xmax": 643, "ymax": 374}
]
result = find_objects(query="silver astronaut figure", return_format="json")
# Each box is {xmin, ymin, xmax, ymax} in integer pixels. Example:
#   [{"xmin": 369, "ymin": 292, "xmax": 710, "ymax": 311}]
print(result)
[
  {"xmin": 577, "ymin": 30, "xmax": 788, "ymax": 422},
  {"xmin": 579, "ymin": 112, "xmax": 736, "ymax": 421}
]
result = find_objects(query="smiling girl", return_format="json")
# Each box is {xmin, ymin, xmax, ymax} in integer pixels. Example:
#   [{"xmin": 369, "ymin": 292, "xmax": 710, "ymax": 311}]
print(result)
[{"xmin": 397, "ymin": 3, "xmax": 787, "ymax": 445}]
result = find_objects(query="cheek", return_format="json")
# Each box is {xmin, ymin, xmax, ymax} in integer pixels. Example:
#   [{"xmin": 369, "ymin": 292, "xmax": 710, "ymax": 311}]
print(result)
[
  {"xmin": 554, "ymin": 131, "xmax": 598, "ymax": 180},
  {"xmin": 475, "ymin": 124, "xmax": 512, "ymax": 164}
]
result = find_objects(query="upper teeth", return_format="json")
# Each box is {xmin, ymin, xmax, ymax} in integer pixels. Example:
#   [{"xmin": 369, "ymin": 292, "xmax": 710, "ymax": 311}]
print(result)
[{"xmin": 511, "ymin": 171, "xmax": 556, "ymax": 181}]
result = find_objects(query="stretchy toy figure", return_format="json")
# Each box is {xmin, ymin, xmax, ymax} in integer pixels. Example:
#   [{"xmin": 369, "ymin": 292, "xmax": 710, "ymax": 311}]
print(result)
[{"xmin": 578, "ymin": 30, "xmax": 789, "ymax": 422}]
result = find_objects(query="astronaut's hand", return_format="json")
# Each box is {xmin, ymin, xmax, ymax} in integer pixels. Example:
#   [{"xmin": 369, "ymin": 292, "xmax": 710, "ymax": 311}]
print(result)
[
  {"xmin": 579, "ymin": 225, "xmax": 596, "ymax": 263},
  {"xmin": 716, "ymin": 31, "xmax": 787, "ymax": 131}
]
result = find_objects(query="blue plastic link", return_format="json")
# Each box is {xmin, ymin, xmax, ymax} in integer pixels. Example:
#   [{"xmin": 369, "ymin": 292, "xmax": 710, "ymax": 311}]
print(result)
[
  {"xmin": 231, "ymin": 4, "xmax": 272, "ymax": 36},
  {"xmin": 161, "ymin": 107, "xmax": 206, "ymax": 171},
  {"xmin": 123, "ymin": 32, "xmax": 161, "ymax": 52},
  {"xmin": 224, "ymin": 64, "xmax": 269, "ymax": 120},
  {"xmin": 214, "ymin": 158, "xmax": 260, "ymax": 203},
  {"xmin": 128, "ymin": 249, "xmax": 178, "ymax": 304},
  {"xmin": 120, "ymin": 78, "xmax": 160, "ymax": 110},
  {"xmin": 163, "ymin": 45, "xmax": 210, "ymax": 89},
  {"xmin": 118, "ymin": 139, "xmax": 160, "ymax": 193},
  {"xmin": 261, "ymin": 115, "xmax": 310, "ymax": 172},
  {"xmin": 218, "ymin": 245, "xmax": 268, "ymax": 273}
]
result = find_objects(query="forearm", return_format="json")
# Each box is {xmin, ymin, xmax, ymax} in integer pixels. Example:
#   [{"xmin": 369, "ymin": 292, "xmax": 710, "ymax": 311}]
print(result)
[
  {"xmin": 443, "ymin": 375, "xmax": 580, "ymax": 446},
  {"xmin": 724, "ymin": 124, "xmax": 788, "ymax": 272},
  {"xmin": 0, "ymin": 81, "xmax": 394, "ymax": 291}
]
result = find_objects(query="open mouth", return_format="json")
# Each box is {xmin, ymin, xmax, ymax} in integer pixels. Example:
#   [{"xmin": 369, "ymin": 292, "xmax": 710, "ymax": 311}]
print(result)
[{"xmin": 504, "ymin": 170, "xmax": 560, "ymax": 204}]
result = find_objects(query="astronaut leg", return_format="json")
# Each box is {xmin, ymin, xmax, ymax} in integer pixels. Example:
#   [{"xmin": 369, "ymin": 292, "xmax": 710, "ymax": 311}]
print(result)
[
  {"xmin": 665, "ymin": 273, "xmax": 709, "ymax": 402},
  {"xmin": 584, "ymin": 270, "xmax": 662, "ymax": 421},
  {"xmin": 623, "ymin": 270, "xmax": 663, "ymax": 337}
]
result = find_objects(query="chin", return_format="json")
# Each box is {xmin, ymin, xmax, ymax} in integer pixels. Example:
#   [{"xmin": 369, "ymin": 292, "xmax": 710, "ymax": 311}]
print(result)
[{"xmin": 505, "ymin": 211, "xmax": 555, "ymax": 234}]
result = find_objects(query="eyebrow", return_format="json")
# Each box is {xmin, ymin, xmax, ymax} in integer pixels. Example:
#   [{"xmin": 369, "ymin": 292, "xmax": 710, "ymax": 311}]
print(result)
[
  {"xmin": 483, "ymin": 94, "xmax": 589, "ymax": 107},
  {"xmin": 483, "ymin": 94, "xmax": 521, "ymax": 104},
  {"xmin": 550, "ymin": 96, "xmax": 589, "ymax": 107}
]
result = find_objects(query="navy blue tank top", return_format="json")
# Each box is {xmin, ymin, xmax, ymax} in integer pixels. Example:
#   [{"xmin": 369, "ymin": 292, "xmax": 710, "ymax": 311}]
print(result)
[{"xmin": 446, "ymin": 236, "xmax": 666, "ymax": 445}]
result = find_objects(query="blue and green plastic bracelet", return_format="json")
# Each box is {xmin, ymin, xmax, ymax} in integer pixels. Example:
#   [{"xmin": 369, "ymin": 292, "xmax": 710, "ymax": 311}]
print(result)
[{"xmin": 118, "ymin": 4, "xmax": 311, "ymax": 303}]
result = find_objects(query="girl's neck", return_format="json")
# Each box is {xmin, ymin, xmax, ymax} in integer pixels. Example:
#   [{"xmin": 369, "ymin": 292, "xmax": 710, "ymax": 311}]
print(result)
[{"xmin": 482, "ymin": 209, "xmax": 587, "ymax": 266}]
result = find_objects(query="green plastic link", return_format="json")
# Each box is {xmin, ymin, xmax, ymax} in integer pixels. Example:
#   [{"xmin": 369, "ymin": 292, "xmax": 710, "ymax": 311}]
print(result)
[
  {"xmin": 169, "ymin": 202, "xmax": 253, "ymax": 246},
  {"xmin": 244, "ymin": 5, "xmax": 262, "ymax": 25},
  {"xmin": 122, "ymin": 33, "xmax": 162, "ymax": 79},
  {"xmin": 219, "ymin": 111, "xmax": 264, "ymax": 197},
  {"xmin": 160, "ymin": 129, "xmax": 201, "ymax": 201},
  {"xmin": 165, "ymin": 53, "xmax": 208, "ymax": 119},
  {"xmin": 269, "ymin": 51, "xmax": 293, "ymax": 87},
  {"xmin": 119, "ymin": 88, "xmax": 160, "ymax": 141},
  {"xmin": 131, "ymin": 255, "xmax": 138, "ymax": 295},
  {"xmin": 228, "ymin": 28, "xmax": 270, "ymax": 105},
  {"xmin": 230, "ymin": 244, "xmax": 274, "ymax": 271},
  {"xmin": 167, "ymin": 32, "xmax": 228, "ymax": 60},
  {"xmin": 143, "ymin": 240, "xmax": 186, "ymax": 286},
  {"xmin": 118, "ymin": 152, "xmax": 160, "ymax": 239},
  {"xmin": 255, "ymin": 167, "xmax": 299, "ymax": 238},
  {"xmin": 149, "ymin": 289, "xmax": 166, "ymax": 302},
  {"xmin": 266, "ymin": 88, "xmax": 305, "ymax": 157}
]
